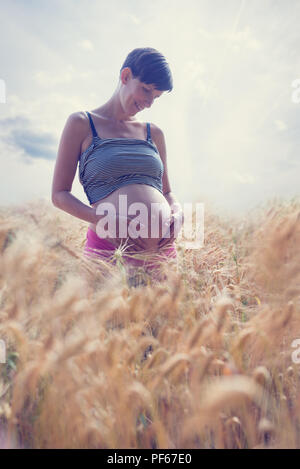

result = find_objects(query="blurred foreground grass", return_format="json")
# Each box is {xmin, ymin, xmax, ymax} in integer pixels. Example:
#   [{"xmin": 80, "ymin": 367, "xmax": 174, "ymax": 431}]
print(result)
[{"xmin": 0, "ymin": 196, "xmax": 300, "ymax": 449}]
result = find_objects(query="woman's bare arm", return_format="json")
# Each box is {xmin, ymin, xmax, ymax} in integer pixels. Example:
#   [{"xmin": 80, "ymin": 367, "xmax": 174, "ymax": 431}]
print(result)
[
  {"xmin": 151, "ymin": 123, "xmax": 184, "ymax": 247},
  {"xmin": 151, "ymin": 123, "xmax": 183, "ymax": 214},
  {"xmin": 51, "ymin": 112, "xmax": 98, "ymax": 224}
]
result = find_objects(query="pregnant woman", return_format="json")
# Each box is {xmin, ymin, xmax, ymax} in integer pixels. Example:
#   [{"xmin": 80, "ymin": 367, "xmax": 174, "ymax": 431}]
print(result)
[{"xmin": 51, "ymin": 47, "xmax": 183, "ymax": 284}]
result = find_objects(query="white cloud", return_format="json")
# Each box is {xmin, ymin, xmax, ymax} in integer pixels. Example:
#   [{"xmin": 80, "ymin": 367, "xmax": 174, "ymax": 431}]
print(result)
[
  {"xmin": 232, "ymin": 26, "xmax": 261, "ymax": 52},
  {"xmin": 274, "ymin": 119, "xmax": 287, "ymax": 131},
  {"xmin": 33, "ymin": 66, "xmax": 75, "ymax": 87},
  {"xmin": 78, "ymin": 39, "xmax": 94, "ymax": 51},
  {"xmin": 231, "ymin": 171, "xmax": 257, "ymax": 184},
  {"xmin": 127, "ymin": 14, "xmax": 141, "ymax": 25}
]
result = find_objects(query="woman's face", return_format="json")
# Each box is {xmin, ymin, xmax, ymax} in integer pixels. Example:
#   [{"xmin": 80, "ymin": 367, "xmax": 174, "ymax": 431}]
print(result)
[{"xmin": 121, "ymin": 68, "xmax": 164, "ymax": 115}]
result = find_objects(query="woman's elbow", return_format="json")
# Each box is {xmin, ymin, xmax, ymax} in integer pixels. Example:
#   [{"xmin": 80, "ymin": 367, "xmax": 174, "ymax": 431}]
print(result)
[{"xmin": 52, "ymin": 191, "xmax": 61, "ymax": 207}]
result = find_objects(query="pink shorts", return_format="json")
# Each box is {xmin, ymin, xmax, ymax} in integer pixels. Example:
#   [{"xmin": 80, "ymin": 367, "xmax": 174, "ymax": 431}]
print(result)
[{"xmin": 83, "ymin": 227, "xmax": 177, "ymax": 274}]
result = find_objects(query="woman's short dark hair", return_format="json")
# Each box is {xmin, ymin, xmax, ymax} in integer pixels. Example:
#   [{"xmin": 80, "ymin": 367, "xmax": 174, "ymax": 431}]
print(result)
[{"xmin": 120, "ymin": 47, "xmax": 173, "ymax": 92}]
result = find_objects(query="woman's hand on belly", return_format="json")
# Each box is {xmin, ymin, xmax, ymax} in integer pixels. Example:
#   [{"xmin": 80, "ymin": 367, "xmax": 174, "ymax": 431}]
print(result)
[
  {"xmin": 96, "ymin": 214, "xmax": 153, "ymax": 253},
  {"xmin": 157, "ymin": 209, "xmax": 184, "ymax": 250},
  {"xmin": 91, "ymin": 188, "xmax": 182, "ymax": 253},
  {"xmin": 120, "ymin": 209, "xmax": 180, "ymax": 252},
  {"xmin": 94, "ymin": 213, "xmax": 171, "ymax": 254}
]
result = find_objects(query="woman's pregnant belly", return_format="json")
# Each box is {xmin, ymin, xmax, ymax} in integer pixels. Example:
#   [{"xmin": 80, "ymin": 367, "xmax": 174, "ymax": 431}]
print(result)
[{"xmin": 89, "ymin": 184, "xmax": 172, "ymax": 250}]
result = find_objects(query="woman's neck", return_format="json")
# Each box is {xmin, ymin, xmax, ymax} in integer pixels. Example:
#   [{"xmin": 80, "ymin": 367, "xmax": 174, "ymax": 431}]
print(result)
[{"xmin": 97, "ymin": 91, "xmax": 136, "ymax": 124}]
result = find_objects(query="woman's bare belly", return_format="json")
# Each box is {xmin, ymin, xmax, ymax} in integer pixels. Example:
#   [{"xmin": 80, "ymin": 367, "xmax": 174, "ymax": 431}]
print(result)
[{"xmin": 89, "ymin": 184, "xmax": 172, "ymax": 250}]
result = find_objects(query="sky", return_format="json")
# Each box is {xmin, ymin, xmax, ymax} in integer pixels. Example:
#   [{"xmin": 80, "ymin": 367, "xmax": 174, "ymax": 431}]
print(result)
[{"xmin": 0, "ymin": 0, "xmax": 299, "ymax": 218}]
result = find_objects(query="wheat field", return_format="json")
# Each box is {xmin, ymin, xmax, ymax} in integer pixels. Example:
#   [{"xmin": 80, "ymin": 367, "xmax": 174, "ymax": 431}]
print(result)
[{"xmin": 0, "ymin": 197, "xmax": 299, "ymax": 449}]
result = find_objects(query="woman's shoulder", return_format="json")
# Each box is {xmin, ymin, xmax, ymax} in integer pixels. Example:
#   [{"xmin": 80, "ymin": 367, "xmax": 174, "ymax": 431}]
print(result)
[
  {"xmin": 68, "ymin": 110, "xmax": 89, "ymax": 121},
  {"xmin": 148, "ymin": 122, "xmax": 165, "ymax": 144},
  {"xmin": 61, "ymin": 111, "xmax": 90, "ymax": 137},
  {"xmin": 66, "ymin": 111, "xmax": 90, "ymax": 129}
]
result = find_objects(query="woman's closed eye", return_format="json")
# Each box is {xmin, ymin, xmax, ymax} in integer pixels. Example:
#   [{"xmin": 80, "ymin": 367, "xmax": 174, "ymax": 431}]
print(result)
[{"xmin": 142, "ymin": 87, "xmax": 161, "ymax": 102}]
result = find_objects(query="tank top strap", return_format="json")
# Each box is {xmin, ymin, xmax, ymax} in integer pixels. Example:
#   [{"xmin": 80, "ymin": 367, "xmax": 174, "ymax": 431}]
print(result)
[
  {"xmin": 146, "ymin": 122, "xmax": 153, "ymax": 143},
  {"xmin": 86, "ymin": 111, "xmax": 99, "ymax": 139}
]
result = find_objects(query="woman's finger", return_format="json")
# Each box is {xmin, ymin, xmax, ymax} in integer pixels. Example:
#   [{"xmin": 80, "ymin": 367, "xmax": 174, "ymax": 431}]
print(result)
[
  {"xmin": 127, "ymin": 236, "xmax": 147, "ymax": 251},
  {"xmin": 158, "ymin": 238, "xmax": 175, "ymax": 250},
  {"xmin": 158, "ymin": 240, "xmax": 174, "ymax": 253},
  {"xmin": 158, "ymin": 238, "xmax": 174, "ymax": 250},
  {"xmin": 159, "ymin": 219, "xmax": 175, "ymax": 244}
]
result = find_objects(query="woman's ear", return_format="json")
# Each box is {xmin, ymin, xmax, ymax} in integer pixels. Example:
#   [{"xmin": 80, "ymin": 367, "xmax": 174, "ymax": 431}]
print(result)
[{"xmin": 120, "ymin": 67, "xmax": 132, "ymax": 85}]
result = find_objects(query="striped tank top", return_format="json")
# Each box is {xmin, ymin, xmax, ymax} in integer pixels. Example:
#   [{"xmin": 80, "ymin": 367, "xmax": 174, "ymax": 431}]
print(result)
[{"xmin": 78, "ymin": 111, "xmax": 164, "ymax": 205}]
